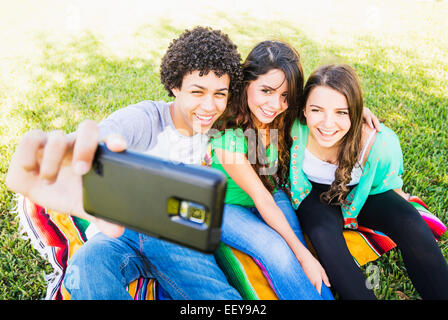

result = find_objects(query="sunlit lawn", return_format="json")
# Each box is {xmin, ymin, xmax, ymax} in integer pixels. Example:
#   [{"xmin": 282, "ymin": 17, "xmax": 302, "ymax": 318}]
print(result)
[{"xmin": 1, "ymin": 0, "xmax": 447, "ymax": 299}]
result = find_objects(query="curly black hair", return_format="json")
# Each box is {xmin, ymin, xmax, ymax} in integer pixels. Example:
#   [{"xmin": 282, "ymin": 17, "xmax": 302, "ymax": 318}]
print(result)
[{"xmin": 160, "ymin": 26, "xmax": 243, "ymax": 97}]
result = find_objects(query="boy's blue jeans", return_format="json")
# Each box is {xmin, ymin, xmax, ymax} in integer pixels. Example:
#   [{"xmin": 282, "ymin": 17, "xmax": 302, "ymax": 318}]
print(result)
[
  {"xmin": 63, "ymin": 228, "xmax": 241, "ymax": 300},
  {"xmin": 221, "ymin": 190, "xmax": 334, "ymax": 300}
]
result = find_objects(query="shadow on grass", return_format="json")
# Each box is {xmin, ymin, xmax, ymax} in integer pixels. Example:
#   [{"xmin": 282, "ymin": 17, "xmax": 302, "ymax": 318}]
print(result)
[{"xmin": 10, "ymin": 31, "xmax": 171, "ymax": 133}]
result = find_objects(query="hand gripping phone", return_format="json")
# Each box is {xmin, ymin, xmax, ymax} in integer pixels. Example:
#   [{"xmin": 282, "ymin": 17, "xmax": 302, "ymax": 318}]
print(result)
[{"xmin": 82, "ymin": 143, "xmax": 227, "ymax": 253}]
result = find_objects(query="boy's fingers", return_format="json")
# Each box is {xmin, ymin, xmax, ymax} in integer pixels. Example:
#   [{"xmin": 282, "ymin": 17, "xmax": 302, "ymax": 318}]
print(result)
[
  {"xmin": 94, "ymin": 218, "xmax": 125, "ymax": 238},
  {"xmin": 14, "ymin": 129, "xmax": 48, "ymax": 172},
  {"xmin": 5, "ymin": 130, "xmax": 47, "ymax": 193},
  {"xmin": 39, "ymin": 130, "xmax": 69, "ymax": 182},
  {"xmin": 72, "ymin": 120, "xmax": 99, "ymax": 175},
  {"xmin": 104, "ymin": 133, "xmax": 127, "ymax": 152},
  {"xmin": 373, "ymin": 116, "xmax": 381, "ymax": 132}
]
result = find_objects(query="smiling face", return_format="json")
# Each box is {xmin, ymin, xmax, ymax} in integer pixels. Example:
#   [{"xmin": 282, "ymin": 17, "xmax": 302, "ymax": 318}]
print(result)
[
  {"xmin": 303, "ymin": 85, "xmax": 351, "ymax": 151},
  {"xmin": 246, "ymin": 68, "xmax": 289, "ymax": 129},
  {"xmin": 171, "ymin": 70, "xmax": 230, "ymax": 135}
]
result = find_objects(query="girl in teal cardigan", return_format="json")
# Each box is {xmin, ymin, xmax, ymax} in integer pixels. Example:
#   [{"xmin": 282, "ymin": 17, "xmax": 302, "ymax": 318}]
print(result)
[{"xmin": 291, "ymin": 64, "xmax": 448, "ymax": 299}]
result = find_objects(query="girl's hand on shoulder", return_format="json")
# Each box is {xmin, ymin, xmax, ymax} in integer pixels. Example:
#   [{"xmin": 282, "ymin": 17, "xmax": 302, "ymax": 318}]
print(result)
[{"xmin": 362, "ymin": 107, "xmax": 381, "ymax": 132}]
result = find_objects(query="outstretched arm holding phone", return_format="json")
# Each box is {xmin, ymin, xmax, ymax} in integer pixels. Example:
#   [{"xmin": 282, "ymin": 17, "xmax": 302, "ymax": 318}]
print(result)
[
  {"xmin": 5, "ymin": 26, "xmax": 248, "ymax": 300},
  {"xmin": 6, "ymin": 120, "xmax": 127, "ymax": 237}
]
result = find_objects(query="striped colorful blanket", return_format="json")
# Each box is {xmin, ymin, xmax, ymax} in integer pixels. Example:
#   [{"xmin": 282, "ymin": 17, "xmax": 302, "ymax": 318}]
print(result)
[{"xmin": 15, "ymin": 194, "xmax": 445, "ymax": 300}]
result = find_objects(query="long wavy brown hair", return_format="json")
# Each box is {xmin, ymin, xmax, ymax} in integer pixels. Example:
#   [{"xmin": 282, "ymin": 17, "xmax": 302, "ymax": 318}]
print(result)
[
  {"xmin": 298, "ymin": 64, "xmax": 364, "ymax": 205},
  {"xmin": 216, "ymin": 40, "xmax": 304, "ymax": 193}
]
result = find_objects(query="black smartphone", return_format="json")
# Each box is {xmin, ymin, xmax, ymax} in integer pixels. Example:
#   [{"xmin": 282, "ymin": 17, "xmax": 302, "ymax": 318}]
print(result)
[{"xmin": 82, "ymin": 143, "xmax": 227, "ymax": 253}]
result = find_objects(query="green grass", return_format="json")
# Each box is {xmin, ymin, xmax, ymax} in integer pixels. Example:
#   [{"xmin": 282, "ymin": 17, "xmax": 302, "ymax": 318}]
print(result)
[{"xmin": 1, "ymin": 0, "xmax": 447, "ymax": 300}]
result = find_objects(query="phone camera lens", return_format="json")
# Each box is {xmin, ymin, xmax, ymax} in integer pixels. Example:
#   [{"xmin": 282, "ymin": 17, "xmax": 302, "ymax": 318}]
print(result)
[{"xmin": 179, "ymin": 201, "xmax": 206, "ymax": 224}]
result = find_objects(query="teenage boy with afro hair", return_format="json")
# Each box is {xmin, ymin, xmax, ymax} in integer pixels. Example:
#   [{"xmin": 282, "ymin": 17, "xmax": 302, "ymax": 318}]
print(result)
[{"xmin": 6, "ymin": 26, "xmax": 243, "ymax": 299}]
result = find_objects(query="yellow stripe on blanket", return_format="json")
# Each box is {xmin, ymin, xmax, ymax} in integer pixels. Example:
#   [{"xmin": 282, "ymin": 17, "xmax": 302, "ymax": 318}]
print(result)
[
  {"xmin": 61, "ymin": 283, "xmax": 71, "ymax": 300},
  {"xmin": 230, "ymin": 248, "xmax": 278, "ymax": 300},
  {"xmin": 306, "ymin": 230, "xmax": 381, "ymax": 267},
  {"xmin": 127, "ymin": 278, "xmax": 156, "ymax": 300},
  {"xmin": 343, "ymin": 231, "xmax": 381, "ymax": 266},
  {"xmin": 146, "ymin": 279, "xmax": 156, "ymax": 300},
  {"xmin": 48, "ymin": 210, "xmax": 86, "ymax": 300},
  {"xmin": 47, "ymin": 210, "xmax": 85, "ymax": 261}
]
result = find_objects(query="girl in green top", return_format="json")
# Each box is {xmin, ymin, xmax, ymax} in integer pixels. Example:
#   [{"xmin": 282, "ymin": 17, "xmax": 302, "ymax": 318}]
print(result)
[
  {"xmin": 291, "ymin": 64, "xmax": 448, "ymax": 299},
  {"xmin": 210, "ymin": 41, "xmax": 333, "ymax": 299}
]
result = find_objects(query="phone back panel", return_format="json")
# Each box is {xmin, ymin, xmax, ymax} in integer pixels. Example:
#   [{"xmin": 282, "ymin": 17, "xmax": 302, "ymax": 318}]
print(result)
[{"xmin": 82, "ymin": 145, "xmax": 227, "ymax": 253}]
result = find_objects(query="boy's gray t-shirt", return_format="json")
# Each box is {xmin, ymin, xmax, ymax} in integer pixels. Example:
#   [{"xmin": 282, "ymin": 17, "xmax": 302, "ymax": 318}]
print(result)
[{"xmin": 98, "ymin": 100, "xmax": 210, "ymax": 165}]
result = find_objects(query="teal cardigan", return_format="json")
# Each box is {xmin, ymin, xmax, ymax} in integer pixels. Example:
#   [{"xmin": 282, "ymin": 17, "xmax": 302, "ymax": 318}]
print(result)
[{"xmin": 289, "ymin": 120, "xmax": 404, "ymax": 229}]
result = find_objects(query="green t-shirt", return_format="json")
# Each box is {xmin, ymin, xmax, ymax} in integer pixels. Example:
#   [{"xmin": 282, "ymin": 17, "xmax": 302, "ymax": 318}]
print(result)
[{"xmin": 210, "ymin": 128, "xmax": 278, "ymax": 207}]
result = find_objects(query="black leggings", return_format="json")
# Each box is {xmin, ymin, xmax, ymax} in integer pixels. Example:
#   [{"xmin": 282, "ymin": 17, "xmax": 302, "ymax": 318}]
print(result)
[{"xmin": 297, "ymin": 181, "xmax": 448, "ymax": 300}]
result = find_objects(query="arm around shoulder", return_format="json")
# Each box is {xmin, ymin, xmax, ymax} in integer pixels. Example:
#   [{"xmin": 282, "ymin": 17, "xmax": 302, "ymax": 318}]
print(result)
[{"xmin": 369, "ymin": 125, "xmax": 404, "ymax": 192}]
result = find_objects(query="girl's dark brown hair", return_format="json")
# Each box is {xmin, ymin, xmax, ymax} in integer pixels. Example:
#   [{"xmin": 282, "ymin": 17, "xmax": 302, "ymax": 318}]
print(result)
[
  {"xmin": 298, "ymin": 64, "xmax": 364, "ymax": 204},
  {"xmin": 218, "ymin": 40, "xmax": 304, "ymax": 193}
]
